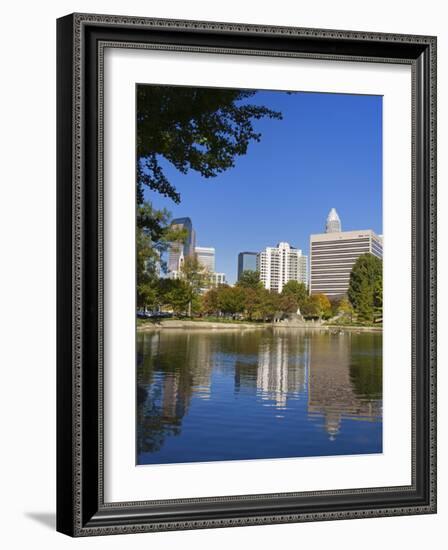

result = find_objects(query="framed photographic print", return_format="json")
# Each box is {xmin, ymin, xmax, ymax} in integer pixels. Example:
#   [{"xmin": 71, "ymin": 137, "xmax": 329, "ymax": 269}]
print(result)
[{"xmin": 57, "ymin": 13, "xmax": 437, "ymax": 536}]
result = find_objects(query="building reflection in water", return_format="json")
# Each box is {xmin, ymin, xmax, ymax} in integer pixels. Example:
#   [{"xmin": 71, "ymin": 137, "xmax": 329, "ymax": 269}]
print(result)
[
  {"xmin": 137, "ymin": 328, "xmax": 382, "ymax": 461},
  {"xmin": 137, "ymin": 330, "xmax": 214, "ymax": 455},
  {"xmin": 256, "ymin": 332, "xmax": 308, "ymax": 409}
]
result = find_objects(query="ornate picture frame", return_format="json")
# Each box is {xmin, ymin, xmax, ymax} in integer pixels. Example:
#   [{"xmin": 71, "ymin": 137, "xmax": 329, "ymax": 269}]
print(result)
[{"xmin": 57, "ymin": 13, "xmax": 436, "ymax": 536}]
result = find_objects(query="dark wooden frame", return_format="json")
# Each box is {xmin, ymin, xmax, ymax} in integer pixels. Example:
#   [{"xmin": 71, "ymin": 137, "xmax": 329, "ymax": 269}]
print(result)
[{"xmin": 57, "ymin": 13, "xmax": 437, "ymax": 537}]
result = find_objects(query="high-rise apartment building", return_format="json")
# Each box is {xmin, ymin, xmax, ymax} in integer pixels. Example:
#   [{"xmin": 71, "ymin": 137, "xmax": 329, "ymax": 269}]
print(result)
[
  {"xmin": 237, "ymin": 252, "xmax": 258, "ymax": 280},
  {"xmin": 309, "ymin": 208, "xmax": 383, "ymax": 298},
  {"xmin": 195, "ymin": 246, "xmax": 215, "ymax": 272},
  {"xmin": 257, "ymin": 242, "xmax": 307, "ymax": 293},
  {"xmin": 168, "ymin": 217, "xmax": 196, "ymax": 272}
]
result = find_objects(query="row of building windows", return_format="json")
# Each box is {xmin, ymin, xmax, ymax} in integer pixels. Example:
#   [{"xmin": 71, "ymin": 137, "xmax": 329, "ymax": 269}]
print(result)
[
  {"xmin": 312, "ymin": 256, "xmax": 368, "ymax": 264},
  {"xmin": 311, "ymin": 237, "xmax": 370, "ymax": 248},
  {"xmin": 310, "ymin": 229, "xmax": 382, "ymax": 296},
  {"xmin": 311, "ymin": 245, "xmax": 371, "ymax": 255},
  {"xmin": 312, "ymin": 259, "xmax": 361, "ymax": 267},
  {"xmin": 312, "ymin": 247, "xmax": 370, "ymax": 254},
  {"xmin": 312, "ymin": 277, "xmax": 352, "ymax": 282},
  {"xmin": 312, "ymin": 245, "xmax": 371, "ymax": 252},
  {"xmin": 311, "ymin": 248, "xmax": 370, "ymax": 255}
]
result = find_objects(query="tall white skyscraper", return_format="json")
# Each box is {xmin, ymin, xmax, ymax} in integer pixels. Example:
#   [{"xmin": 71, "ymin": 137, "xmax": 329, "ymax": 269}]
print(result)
[
  {"xmin": 257, "ymin": 242, "xmax": 307, "ymax": 293},
  {"xmin": 326, "ymin": 207, "xmax": 342, "ymax": 233},
  {"xmin": 195, "ymin": 246, "xmax": 215, "ymax": 272}
]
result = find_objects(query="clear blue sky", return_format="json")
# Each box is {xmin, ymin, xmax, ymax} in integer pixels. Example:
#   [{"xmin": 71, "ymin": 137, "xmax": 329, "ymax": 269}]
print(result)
[{"xmin": 144, "ymin": 89, "xmax": 382, "ymax": 284}]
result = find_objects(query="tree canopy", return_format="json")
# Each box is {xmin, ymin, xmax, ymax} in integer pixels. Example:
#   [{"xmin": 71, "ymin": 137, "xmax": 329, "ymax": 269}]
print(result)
[
  {"xmin": 137, "ymin": 86, "xmax": 282, "ymax": 204},
  {"xmin": 281, "ymin": 280, "xmax": 308, "ymax": 310},
  {"xmin": 236, "ymin": 269, "xmax": 262, "ymax": 289}
]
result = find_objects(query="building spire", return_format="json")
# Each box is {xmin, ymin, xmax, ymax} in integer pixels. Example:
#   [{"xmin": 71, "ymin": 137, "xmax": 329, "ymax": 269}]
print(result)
[{"xmin": 325, "ymin": 208, "xmax": 341, "ymax": 233}]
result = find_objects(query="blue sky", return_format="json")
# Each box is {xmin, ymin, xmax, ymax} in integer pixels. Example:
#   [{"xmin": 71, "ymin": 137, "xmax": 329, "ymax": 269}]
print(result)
[{"xmin": 144, "ymin": 89, "xmax": 382, "ymax": 284}]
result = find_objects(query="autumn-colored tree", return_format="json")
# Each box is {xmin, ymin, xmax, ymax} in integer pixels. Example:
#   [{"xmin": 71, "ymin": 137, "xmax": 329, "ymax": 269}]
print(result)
[
  {"xmin": 337, "ymin": 297, "xmax": 354, "ymax": 322},
  {"xmin": 314, "ymin": 293, "xmax": 332, "ymax": 319},
  {"xmin": 242, "ymin": 287, "xmax": 262, "ymax": 321},
  {"xmin": 302, "ymin": 293, "xmax": 332, "ymax": 320},
  {"xmin": 201, "ymin": 288, "xmax": 219, "ymax": 316}
]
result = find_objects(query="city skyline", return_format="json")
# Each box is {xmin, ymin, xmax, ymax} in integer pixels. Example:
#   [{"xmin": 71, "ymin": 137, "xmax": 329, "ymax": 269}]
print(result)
[
  {"xmin": 167, "ymin": 207, "xmax": 381, "ymax": 295},
  {"xmin": 145, "ymin": 90, "xmax": 382, "ymax": 283}
]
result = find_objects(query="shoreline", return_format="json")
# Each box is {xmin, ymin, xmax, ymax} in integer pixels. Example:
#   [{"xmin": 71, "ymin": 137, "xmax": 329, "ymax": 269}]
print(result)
[
  {"xmin": 137, "ymin": 319, "xmax": 383, "ymax": 332},
  {"xmin": 138, "ymin": 320, "xmax": 269, "ymax": 331}
]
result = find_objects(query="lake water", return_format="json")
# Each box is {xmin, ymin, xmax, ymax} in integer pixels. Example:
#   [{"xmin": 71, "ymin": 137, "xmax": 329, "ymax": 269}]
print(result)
[{"xmin": 137, "ymin": 328, "xmax": 382, "ymax": 465}]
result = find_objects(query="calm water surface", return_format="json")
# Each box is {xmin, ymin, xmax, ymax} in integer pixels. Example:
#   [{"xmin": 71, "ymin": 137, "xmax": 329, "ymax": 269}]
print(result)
[{"xmin": 137, "ymin": 328, "xmax": 382, "ymax": 464}]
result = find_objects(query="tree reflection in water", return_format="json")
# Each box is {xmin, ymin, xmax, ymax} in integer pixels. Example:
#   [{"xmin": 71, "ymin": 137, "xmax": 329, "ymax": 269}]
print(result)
[{"xmin": 307, "ymin": 331, "xmax": 382, "ymax": 440}]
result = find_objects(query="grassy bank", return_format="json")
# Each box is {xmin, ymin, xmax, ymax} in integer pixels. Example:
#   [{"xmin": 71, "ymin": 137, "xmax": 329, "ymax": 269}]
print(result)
[
  {"xmin": 137, "ymin": 317, "xmax": 382, "ymax": 332},
  {"xmin": 137, "ymin": 318, "xmax": 268, "ymax": 331}
]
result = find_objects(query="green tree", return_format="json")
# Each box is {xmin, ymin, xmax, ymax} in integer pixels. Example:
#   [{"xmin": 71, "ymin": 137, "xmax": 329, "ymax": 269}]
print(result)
[
  {"xmin": 348, "ymin": 253, "xmax": 383, "ymax": 324},
  {"xmin": 301, "ymin": 295, "xmax": 319, "ymax": 319},
  {"xmin": 158, "ymin": 279, "xmax": 191, "ymax": 315},
  {"xmin": 217, "ymin": 285, "xmax": 245, "ymax": 316},
  {"xmin": 373, "ymin": 277, "xmax": 383, "ymax": 322},
  {"xmin": 281, "ymin": 280, "xmax": 308, "ymax": 310},
  {"xmin": 136, "ymin": 201, "xmax": 186, "ymax": 310},
  {"xmin": 236, "ymin": 270, "xmax": 262, "ymax": 289},
  {"xmin": 136, "ymin": 226, "xmax": 156, "ymax": 309},
  {"xmin": 180, "ymin": 255, "xmax": 211, "ymax": 317},
  {"xmin": 254, "ymin": 289, "xmax": 280, "ymax": 321},
  {"xmin": 137, "ymin": 86, "xmax": 282, "ymax": 204},
  {"xmin": 137, "ymin": 280, "xmax": 159, "ymax": 312}
]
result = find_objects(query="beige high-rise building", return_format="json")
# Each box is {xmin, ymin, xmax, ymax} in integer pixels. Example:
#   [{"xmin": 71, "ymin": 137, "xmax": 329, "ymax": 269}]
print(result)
[
  {"xmin": 195, "ymin": 246, "xmax": 215, "ymax": 272},
  {"xmin": 309, "ymin": 209, "xmax": 382, "ymax": 297}
]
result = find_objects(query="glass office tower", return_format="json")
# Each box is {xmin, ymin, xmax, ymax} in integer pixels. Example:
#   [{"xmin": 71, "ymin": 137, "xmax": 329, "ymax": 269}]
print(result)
[{"xmin": 237, "ymin": 252, "xmax": 258, "ymax": 280}]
